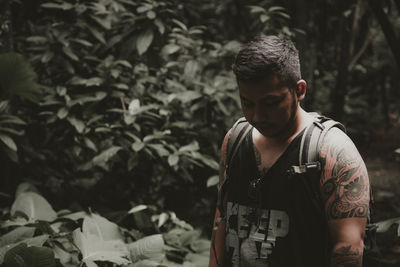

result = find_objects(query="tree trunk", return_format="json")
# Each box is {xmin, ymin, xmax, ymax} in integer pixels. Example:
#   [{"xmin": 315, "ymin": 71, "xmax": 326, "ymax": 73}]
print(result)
[
  {"xmin": 380, "ymin": 74, "xmax": 390, "ymax": 128},
  {"xmin": 331, "ymin": 11, "xmax": 351, "ymax": 121},
  {"xmin": 368, "ymin": 0, "xmax": 400, "ymax": 69},
  {"xmin": 290, "ymin": 0, "xmax": 316, "ymax": 111}
]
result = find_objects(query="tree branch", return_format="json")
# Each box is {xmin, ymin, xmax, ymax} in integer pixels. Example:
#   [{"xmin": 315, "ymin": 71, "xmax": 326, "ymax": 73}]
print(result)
[
  {"xmin": 348, "ymin": 30, "xmax": 376, "ymax": 71},
  {"xmin": 368, "ymin": 0, "xmax": 400, "ymax": 69}
]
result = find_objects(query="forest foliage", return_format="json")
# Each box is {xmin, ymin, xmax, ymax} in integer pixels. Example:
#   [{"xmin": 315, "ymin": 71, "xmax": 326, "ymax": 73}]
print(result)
[{"xmin": 0, "ymin": 0, "xmax": 400, "ymax": 266}]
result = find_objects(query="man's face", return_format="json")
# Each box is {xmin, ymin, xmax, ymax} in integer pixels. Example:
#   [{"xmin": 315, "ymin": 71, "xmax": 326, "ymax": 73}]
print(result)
[{"xmin": 238, "ymin": 76, "xmax": 298, "ymax": 138}]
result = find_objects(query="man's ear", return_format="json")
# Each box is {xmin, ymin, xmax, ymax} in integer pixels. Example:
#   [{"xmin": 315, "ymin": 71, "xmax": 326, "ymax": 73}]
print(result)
[{"xmin": 296, "ymin": 80, "xmax": 307, "ymax": 100}]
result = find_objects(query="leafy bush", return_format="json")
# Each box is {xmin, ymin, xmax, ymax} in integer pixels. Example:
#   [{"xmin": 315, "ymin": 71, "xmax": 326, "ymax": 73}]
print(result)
[
  {"xmin": 0, "ymin": 183, "xmax": 210, "ymax": 267},
  {"xmin": 0, "ymin": 0, "xmax": 295, "ymax": 224}
]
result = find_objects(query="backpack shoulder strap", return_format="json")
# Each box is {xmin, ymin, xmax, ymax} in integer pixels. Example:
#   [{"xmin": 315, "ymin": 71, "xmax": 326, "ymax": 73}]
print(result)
[
  {"xmin": 226, "ymin": 117, "xmax": 252, "ymax": 170},
  {"xmin": 212, "ymin": 117, "xmax": 252, "ymax": 266},
  {"xmin": 289, "ymin": 114, "xmax": 346, "ymax": 215},
  {"xmin": 301, "ymin": 115, "xmax": 346, "ymax": 165},
  {"xmin": 217, "ymin": 117, "xmax": 252, "ymax": 216}
]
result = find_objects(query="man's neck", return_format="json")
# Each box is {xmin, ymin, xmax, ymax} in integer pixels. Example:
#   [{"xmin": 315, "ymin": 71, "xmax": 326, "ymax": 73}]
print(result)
[{"xmin": 256, "ymin": 108, "xmax": 313, "ymax": 148}]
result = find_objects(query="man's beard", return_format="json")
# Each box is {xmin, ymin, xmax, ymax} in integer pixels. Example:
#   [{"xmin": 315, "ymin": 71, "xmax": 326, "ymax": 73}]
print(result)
[{"xmin": 268, "ymin": 94, "xmax": 298, "ymax": 139}]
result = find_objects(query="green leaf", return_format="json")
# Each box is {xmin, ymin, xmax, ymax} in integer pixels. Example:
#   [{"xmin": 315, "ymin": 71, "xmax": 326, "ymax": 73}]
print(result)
[
  {"xmin": 41, "ymin": 2, "xmax": 74, "ymax": 10},
  {"xmin": 92, "ymin": 146, "xmax": 122, "ymax": 166},
  {"xmin": 3, "ymin": 243, "xmax": 56, "ymax": 267},
  {"xmin": 147, "ymin": 10, "xmax": 156, "ymax": 19},
  {"xmin": 91, "ymin": 15, "xmax": 112, "ymax": 30},
  {"xmin": 56, "ymin": 107, "xmax": 69, "ymax": 119},
  {"xmin": 128, "ymin": 205, "xmax": 148, "ymax": 214},
  {"xmin": 26, "ymin": 36, "xmax": 47, "ymax": 44},
  {"xmin": 67, "ymin": 117, "xmax": 85, "ymax": 133},
  {"xmin": 136, "ymin": 28, "xmax": 154, "ymax": 55},
  {"xmin": 41, "ymin": 51, "xmax": 54, "ymax": 63},
  {"xmin": 137, "ymin": 4, "xmax": 152, "ymax": 13},
  {"xmin": 71, "ymin": 38, "xmax": 93, "ymax": 47},
  {"xmin": 206, "ymin": 175, "xmax": 219, "ymax": 187},
  {"xmin": 248, "ymin": 5, "xmax": 266, "ymax": 13},
  {"xmin": 87, "ymin": 26, "xmax": 106, "ymax": 44},
  {"xmin": 154, "ymin": 19, "xmax": 165, "ymax": 34},
  {"xmin": 15, "ymin": 182, "xmax": 39, "ymax": 197},
  {"xmin": 0, "ymin": 115, "xmax": 26, "ymax": 125},
  {"xmin": 168, "ymin": 154, "xmax": 179, "ymax": 166},
  {"xmin": 260, "ymin": 14, "xmax": 269, "ymax": 23},
  {"xmin": 0, "ymin": 134, "xmax": 17, "ymax": 151},
  {"xmin": 172, "ymin": 19, "xmax": 187, "ymax": 31},
  {"xmin": 183, "ymin": 60, "xmax": 199, "ymax": 80},
  {"xmin": 148, "ymin": 144, "xmax": 169, "ymax": 157},
  {"xmin": 161, "ymin": 44, "xmax": 180, "ymax": 57},
  {"xmin": 115, "ymin": 60, "xmax": 132, "ymax": 68},
  {"xmin": 62, "ymin": 46, "xmax": 79, "ymax": 61},
  {"xmin": 0, "ymin": 53, "xmax": 41, "ymax": 102},
  {"xmin": 84, "ymin": 137, "xmax": 97, "ymax": 152},
  {"xmin": 0, "ymin": 127, "xmax": 24, "ymax": 136},
  {"xmin": 128, "ymin": 234, "xmax": 164, "ymax": 262},
  {"xmin": 179, "ymin": 141, "xmax": 199, "ymax": 153},
  {"xmin": 112, "ymin": 83, "xmax": 129, "ymax": 90},
  {"xmin": 11, "ymin": 192, "xmax": 57, "ymax": 222},
  {"xmin": 376, "ymin": 217, "xmax": 400, "ymax": 233},
  {"xmin": 157, "ymin": 212, "xmax": 169, "ymax": 228},
  {"xmin": 191, "ymin": 152, "xmax": 219, "ymax": 170},
  {"xmin": 268, "ymin": 6, "xmax": 286, "ymax": 12},
  {"xmin": 174, "ymin": 91, "xmax": 202, "ymax": 103},
  {"xmin": 132, "ymin": 141, "xmax": 145, "ymax": 152}
]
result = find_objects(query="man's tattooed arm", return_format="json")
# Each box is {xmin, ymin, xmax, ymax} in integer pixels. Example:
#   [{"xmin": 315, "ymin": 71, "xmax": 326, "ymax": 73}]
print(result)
[
  {"xmin": 331, "ymin": 245, "xmax": 361, "ymax": 267},
  {"xmin": 319, "ymin": 128, "xmax": 369, "ymax": 267}
]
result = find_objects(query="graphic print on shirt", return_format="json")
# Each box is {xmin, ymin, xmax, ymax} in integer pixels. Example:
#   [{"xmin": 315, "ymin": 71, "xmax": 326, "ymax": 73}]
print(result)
[{"xmin": 225, "ymin": 202, "xmax": 289, "ymax": 267}]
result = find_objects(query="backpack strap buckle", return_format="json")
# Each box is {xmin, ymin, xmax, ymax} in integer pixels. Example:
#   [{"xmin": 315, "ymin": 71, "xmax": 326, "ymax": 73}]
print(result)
[{"xmin": 289, "ymin": 162, "xmax": 321, "ymax": 175}]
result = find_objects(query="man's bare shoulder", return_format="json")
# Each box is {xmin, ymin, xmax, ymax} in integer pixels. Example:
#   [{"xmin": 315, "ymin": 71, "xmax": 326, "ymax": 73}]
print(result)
[{"xmin": 318, "ymin": 127, "xmax": 370, "ymax": 221}]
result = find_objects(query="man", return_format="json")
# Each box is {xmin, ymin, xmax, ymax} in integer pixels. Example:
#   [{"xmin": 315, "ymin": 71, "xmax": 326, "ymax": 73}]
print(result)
[{"xmin": 209, "ymin": 35, "xmax": 370, "ymax": 266}]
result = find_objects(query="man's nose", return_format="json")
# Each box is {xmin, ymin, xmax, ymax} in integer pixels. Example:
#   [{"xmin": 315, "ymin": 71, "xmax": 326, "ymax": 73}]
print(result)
[{"xmin": 252, "ymin": 105, "xmax": 266, "ymax": 123}]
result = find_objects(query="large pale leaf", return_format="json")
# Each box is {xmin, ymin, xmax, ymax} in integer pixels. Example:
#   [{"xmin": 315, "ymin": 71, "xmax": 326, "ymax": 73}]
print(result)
[
  {"xmin": 73, "ymin": 214, "xmax": 130, "ymax": 266},
  {"xmin": 15, "ymin": 182, "xmax": 39, "ymax": 197},
  {"xmin": 73, "ymin": 230, "xmax": 130, "ymax": 266},
  {"xmin": 0, "ymin": 53, "xmax": 41, "ymax": 102},
  {"xmin": 82, "ymin": 213, "xmax": 124, "ymax": 241},
  {"xmin": 0, "ymin": 235, "xmax": 49, "ymax": 264},
  {"xmin": 376, "ymin": 217, "xmax": 400, "ymax": 235},
  {"xmin": 131, "ymin": 259, "xmax": 163, "ymax": 267},
  {"xmin": 0, "ymin": 227, "xmax": 35, "ymax": 247},
  {"xmin": 2, "ymin": 243, "xmax": 55, "ymax": 267},
  {"xmin": 11, "ymin": 192, "xmax": 57, "ymax": 222},
  {"xmin": 128, "ymin": 234, "xmax": 165, "ymax": 262}
]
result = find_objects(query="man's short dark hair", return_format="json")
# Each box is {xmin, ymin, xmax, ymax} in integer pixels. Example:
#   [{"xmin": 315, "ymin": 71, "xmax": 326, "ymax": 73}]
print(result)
[{"xmin": 232, "ymin": 35, "xmax": 301, "ymax": 89}]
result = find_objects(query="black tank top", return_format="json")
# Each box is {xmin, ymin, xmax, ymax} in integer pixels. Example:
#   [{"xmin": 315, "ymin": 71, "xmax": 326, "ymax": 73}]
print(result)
[{"xmin": 224, "ymin": 128, "xmax": 331, "ymax": 267}]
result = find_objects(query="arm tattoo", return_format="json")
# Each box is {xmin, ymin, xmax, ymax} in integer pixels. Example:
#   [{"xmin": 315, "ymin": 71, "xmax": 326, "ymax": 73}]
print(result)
[
  {"xmin": 331, "ymin": 245, "xmax": 362, "ymax": 267},
  {"xmin": 319, "ymin": 133, "xmax": 369, "ymax": 220},
  {"xmin": 253, "ymin": 144, "xmax": 268, "ymax": 176}
]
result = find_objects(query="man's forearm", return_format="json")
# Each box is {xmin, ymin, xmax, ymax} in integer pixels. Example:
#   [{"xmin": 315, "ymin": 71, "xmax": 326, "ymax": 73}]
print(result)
[{"xmin": 331, "ymin": 243, "xmax": 363, "ymax": 267}]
